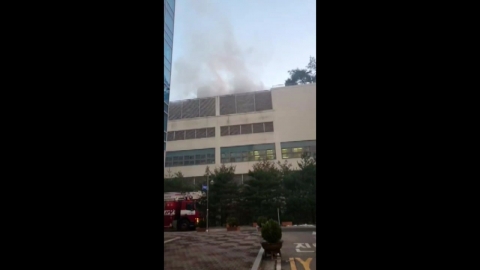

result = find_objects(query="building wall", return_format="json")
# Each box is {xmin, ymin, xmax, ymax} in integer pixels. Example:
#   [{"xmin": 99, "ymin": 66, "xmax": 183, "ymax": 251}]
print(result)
[
  {"xmin": 165, "ymin": 83, "xmax": 316, "ymax": 178},
  {"xmin": 164, "ymin": 0, "xmax": 175, "ymax": 153}
]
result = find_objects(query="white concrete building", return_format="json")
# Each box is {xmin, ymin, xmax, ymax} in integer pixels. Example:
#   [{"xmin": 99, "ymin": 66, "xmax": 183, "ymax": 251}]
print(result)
[{"xmin": 165, "ymin": 83, "xmax": 316, "ymax": 185}]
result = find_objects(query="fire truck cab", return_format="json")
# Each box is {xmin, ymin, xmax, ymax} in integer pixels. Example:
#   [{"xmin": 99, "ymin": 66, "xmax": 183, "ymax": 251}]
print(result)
[{"xmin": 164, "ymin": 191, "xmax": 203, "ymax": 231}]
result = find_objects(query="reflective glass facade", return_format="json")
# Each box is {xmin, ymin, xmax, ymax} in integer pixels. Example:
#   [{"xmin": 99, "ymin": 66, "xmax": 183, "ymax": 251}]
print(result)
[{"xmin": 164, "ymin": 0, "xmax": 175, "ymax": 151}]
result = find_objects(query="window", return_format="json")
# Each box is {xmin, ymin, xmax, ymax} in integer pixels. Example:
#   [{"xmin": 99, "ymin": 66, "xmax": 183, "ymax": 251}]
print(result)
[
  {"xmin": 164, "ymin": 112, "xmax": 168, "ymax": 132},
  {"xmin": 166, "ymin": 0, "xmax": 175, "ymax": 12},
  {"xmin": 175, "ymin": 130, "xmax": 184, "ymax": 140},
  {"xmin": 206, "ymin": 127, "xmax": 215, "ymax": 137},
  {"xmin": 264, "ymin": 122, "xmax": 274, "ymax": 132},
  {"xmin": 221, "ymin": 122, "xmax": 273, "ymax": 136},
  {"xmin": 167, "ymin": 127, "xmax": 215, "ymax": 140},
  {"xmin": 196, "ymin": 128, "xmax": 206, "ymax": 138},
  {"xmin": 252, "ymin": 123, "xmax": 264, "ymax": 133},
  {"xmin": 165, "ymin": 8, "xmax": 174, "ymax": 33},
  {"xmin": 165, "ymin": 148, "xmax": 215, "ymax": 167},
  {"xmin": 280, "ymin": 141, "xmax": 316, "ymax": 159},
  {"xmin": 164, "ymin": 64, "xmax": 171, "ymax": 85},
  {"xmin": 229, "ymin": 125, "xmax": 240, "ymax": 135},
  {"xmin": 221, "ymin": 126, "xmax": 229, "ymax": 136},
  {"xmin": 164, "ymin": 30, "xmax": 173, "ymax": 46},
  {"xmin": 221, "ymin": 143, "xmax": 276, "ymax": 163},
  {"xmin": 164, "ymin": 39, "xmax": 172, "ymax": 64}
]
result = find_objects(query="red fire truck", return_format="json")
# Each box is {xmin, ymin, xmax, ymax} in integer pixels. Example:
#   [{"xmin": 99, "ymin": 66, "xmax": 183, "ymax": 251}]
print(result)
[{"xmin": 164, "ymin": 191, "xmax": 203, "ymax": 230}]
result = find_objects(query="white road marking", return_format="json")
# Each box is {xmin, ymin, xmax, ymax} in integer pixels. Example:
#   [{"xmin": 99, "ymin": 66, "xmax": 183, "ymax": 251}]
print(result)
[
  {"xmin": 296, "ymin": 249, "xmax": 314, "ymax": 253},
  {"xmin": 164, "ymin": 237, "xmax": 180, "ymax": 244},
  {"xmin": 294, "ymin": 243, "xmax": 307, "ymax": 249}
]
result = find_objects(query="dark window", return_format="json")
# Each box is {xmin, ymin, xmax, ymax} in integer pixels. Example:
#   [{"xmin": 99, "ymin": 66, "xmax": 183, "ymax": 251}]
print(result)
[
  {"xmin": 167, "ymin": 131, "xmax": 175, "ymax": 141},
  {"xmin": 229, "ymin": 125, "xmax": 240, "ymax": 135},
  {"xmin": 185, "ymin": 129, "xmax": 196, "ymax": 140},
  {"xmin": 240, "ymin": 124, "xmax": 252, "ymax": 134},
  {"xmin": 264, "ymin": 122, "xmax": 274, "ymax": 132},
  {"xmin": 206, "ymin": 127, "xmax": 215, "ymax": 137},
  {"xmin": 196, "ymin": 128, "xmax": 206, "ymax": 138},
  {"xmin": 252, "ymin": 123, "xmax": 264, "ymax": 133},
  {"xmin": 221, "ymin": 126, "xmax": 229, "ymax": 136},
  {"xmin": 175, "ymin": 130, "xmax": 185, "ymax": 140}
]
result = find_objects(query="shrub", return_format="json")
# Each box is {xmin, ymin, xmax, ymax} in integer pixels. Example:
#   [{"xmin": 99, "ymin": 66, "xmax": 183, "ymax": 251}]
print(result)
[
  {"xmin": 261, "ymin": 219, "xmax": 282, "ymax": 243},
  {"xmin": 197, "ymin": 220, "xmax": 206, "ymax": 228},
  {"xmin": 257, "ymin": 216, "xmax": 268, "ymax": 227},
  {"xmin": 227, "ymin": 217, "xmax": 238, "ymax": 227}
]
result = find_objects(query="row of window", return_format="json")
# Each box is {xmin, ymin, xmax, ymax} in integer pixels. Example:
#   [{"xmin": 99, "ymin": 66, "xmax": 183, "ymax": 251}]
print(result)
[
  {"xmin": 165, "ymin": 148, "xmax": 215, "ymax": 167},
  {"xmin": 280, "ymin": 140, "xmax": 316, "ymax": 159},
  {"xmin": 221, "ymin": 122, "xmax": 274, "ymax": 136},
  {"xmin": 167, "ymin": 127, "xmax": 215, "ymax": 141},
  {"xmin": 165, "ymin": 141, "xmax": 316, "ymax": 167},
  {"xmin": 166, "ymin": 122, "xmax": 274, "ymax": 140}
]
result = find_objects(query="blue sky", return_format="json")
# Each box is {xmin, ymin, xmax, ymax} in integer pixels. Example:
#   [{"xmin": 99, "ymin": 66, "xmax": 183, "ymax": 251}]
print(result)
[{"xmin": 170, "ymin": 0, "xmax": 316, "ymax": 101}]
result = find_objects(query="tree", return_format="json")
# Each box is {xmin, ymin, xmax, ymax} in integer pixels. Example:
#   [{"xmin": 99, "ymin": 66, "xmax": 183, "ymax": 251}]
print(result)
[
  {"xmin": 164, "ymin": 170, "xmax": 195, "ymax": 193},
  {"xmin": 307, "ymin": 56, "xmax": 316, "ymax": 82},
  {"xmin": 205, "ymin": 164, "xmax": 239, "ymax": 227},
  {"xmin": 284, "ymin": 56, "xmax": 316, "ymax": 86},
  {"xmin": 280, "ymin": 154, "xmax": 316, "ymax": 224},
  {"xmin": 243, "ymin": 160, "xmax": 284, "ymax": 221}
]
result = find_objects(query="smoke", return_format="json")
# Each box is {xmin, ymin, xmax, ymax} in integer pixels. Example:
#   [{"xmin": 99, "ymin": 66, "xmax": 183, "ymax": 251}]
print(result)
[{"xmin": 171, "ymin": 0, "xmax": 266, "ymax": 100}]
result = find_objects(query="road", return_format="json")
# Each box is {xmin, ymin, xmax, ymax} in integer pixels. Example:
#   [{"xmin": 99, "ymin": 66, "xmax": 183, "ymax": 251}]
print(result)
[{"xmin": 281, "ymin": 229, "xmax": 316, "ymax": 270}]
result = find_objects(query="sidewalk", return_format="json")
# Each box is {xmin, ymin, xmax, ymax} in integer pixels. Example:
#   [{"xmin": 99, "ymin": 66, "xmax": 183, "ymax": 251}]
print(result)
[{"xmin": 164, "ymin": 229, "xmax": 261, "ymax": 270}]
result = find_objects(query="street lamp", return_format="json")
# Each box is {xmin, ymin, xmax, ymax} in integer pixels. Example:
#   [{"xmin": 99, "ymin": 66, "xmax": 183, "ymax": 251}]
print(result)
[{"xmin": 206, "ymin": 177, "xmax": 214, "ymax": 233}]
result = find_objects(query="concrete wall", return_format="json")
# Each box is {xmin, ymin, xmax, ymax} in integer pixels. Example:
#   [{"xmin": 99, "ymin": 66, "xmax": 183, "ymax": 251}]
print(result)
[{"xmin": 165, "ymin": 83, "xmax": 316, "ymax": 178}]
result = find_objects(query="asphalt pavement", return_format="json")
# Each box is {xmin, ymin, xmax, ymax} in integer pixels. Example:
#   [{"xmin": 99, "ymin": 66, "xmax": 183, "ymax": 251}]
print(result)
[{"xmin": 280, "ymin": 230, "xmax": 316, "ymax": 270}]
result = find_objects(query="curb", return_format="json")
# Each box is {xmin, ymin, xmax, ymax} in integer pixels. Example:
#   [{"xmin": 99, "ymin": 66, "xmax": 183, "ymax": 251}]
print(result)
[{"xmin": 251, "ymin": 247, "xmax": 264, "ymax": 270}]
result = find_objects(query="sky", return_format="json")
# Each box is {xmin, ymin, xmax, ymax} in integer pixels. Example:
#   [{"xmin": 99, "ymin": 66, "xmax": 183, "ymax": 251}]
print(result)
[{"xmin": 169, "ymin": 0, "xmax": 316, "ymax": 101}]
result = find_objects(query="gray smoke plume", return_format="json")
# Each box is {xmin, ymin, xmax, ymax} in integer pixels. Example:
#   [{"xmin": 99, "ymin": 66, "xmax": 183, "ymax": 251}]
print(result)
[{"xmin": 171, "ymin": 0, "xmax": 266, "ymax": 100}]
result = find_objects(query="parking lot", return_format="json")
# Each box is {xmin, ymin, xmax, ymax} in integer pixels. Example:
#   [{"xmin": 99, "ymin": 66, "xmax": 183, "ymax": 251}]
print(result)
[{"xmin": 164, "ymin": 227, "xmax": 261, "ymax": 270}]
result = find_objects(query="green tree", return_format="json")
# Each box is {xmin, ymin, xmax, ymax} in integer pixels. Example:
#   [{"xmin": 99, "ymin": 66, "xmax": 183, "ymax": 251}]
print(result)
[
  {"xmin": 243, "ymin": 160, "xmax": 284, "ymax": 221},
  {"xmin": 164, "ymin": 170, "xmax": 195, "ymax": 193},
  {"xmin": 307, "ymin": 56, "xmax": 316, "ymax": 82},
  {"xmin": 205, "ymin": 164, "xmax": 239, "ymax": 227},
  {"xmin": 281, "ymin": 154, "xmax": 316, "ymax": 224},
  {"xmin": 285, "ymin": 56, "xmax": 316, "ymax": 86}
]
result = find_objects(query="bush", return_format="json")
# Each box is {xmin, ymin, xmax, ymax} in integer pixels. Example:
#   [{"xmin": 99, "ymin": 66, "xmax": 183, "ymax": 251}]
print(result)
[
  {"xmin": 261, "ymin": 219, "xmax": 282, "ymax": 243},
  {"xmin": 257, "ymin": 216, "xmax": 268, "ymax": 227},
  {"xmin": 227, "ymin": 217, "xmax": 238, "ymax": 227},
  {"xmin": 197, "ymin": 220, "xmax": 206, "ymax": 228}
]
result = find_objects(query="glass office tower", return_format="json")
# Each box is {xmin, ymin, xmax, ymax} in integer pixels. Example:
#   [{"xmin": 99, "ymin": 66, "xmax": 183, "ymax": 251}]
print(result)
[{"xmin": 164, "ymin": 0, "xmax": 175, "ymax": 153}]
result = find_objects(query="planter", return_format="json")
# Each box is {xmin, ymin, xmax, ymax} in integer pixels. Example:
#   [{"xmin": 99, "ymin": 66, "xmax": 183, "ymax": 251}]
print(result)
[
  {"xmin": 261, "ymin": 240, "xmax": 283, "ymax": 259},
  {"xmin": 227, "ymin": 226, "xmax": 240, "ymax": 231},
  {"xmin": 196, "ymin": 227, "xmax": 206, "ymax": 232},
  {"xmin": 281, "ymin": 221, "xmax": 293, "ymax": 227}
]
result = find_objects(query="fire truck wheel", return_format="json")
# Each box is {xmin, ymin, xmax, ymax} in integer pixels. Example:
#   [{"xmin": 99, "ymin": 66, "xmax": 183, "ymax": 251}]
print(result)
[{"xmin": 180, "ymin": 219, "xmax": 189, "ymax": 230}]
